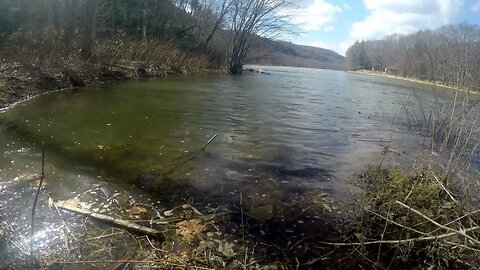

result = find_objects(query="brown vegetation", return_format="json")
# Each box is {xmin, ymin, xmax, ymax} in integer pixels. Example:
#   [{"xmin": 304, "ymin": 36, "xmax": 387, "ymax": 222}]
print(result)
[
  {"xmin": 0, "ymin": 0, "xmax": 295, "ymax": 109},
  {"xmin": 321, "ymin": 84, "xmax": 480, "ymax": 269},
  {"xmin": 344, "ymin": 165, "xmax": 480, "ymax": 269}
]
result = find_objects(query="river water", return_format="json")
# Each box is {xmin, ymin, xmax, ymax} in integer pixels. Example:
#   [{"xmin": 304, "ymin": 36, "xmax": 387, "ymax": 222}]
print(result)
[
  {"xmin": 1, "ymin": 67, "xmax": 469, "ymax": 198},
  {"xmin": 0, "ymin": 67, "xmax": 478, "ymax": 263}
]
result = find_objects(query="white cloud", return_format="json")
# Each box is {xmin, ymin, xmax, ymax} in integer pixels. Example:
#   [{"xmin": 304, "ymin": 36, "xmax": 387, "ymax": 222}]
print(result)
[
  {"xmin": 336, "ymin": 0, "xmax": 463, "ymax": 55},
  {"xmin": 290, "ymin": 0, "xmax": 342, "ymax": 31},
  {"xmin": 292, "ymin": 0, "xmax": 464, "ymax": 56},
  {"xmin": 349, "ymin": 0, "xmax": 463, "ymax": 40},
  {"xmin": 323, "ymin": 25, "xmax": 335, "ymax": 32},
  {"xmin": 472, "ymin": 0, "xmax": 480, "ymax": 11}
]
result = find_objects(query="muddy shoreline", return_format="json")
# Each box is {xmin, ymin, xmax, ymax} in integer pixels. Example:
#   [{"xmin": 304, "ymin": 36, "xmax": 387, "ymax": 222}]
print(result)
[
  {"xmin": 0, "ymin": 59, "xmax": 221, "ymax": 111},
  {"xmin": 0, "ymin": 163, "xmax": 348, "ymax": 269}
]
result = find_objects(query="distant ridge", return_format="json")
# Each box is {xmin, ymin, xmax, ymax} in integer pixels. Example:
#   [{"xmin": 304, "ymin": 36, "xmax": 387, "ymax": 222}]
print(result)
[{"xmin": 248, "ymin": 38, "xmax": 345, "ymax": 70}]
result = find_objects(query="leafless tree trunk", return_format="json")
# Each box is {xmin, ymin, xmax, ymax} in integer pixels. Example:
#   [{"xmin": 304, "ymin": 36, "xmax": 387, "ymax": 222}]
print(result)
[
  {"xmin": 50, "ymin": 0, "xmax": 60, "ymax": 34},
  {"xmin": 203, "ymin": 0, "xmax": 232, "ymax": 50},
  {"xmin": 143, "ymin": 0, "xmax": 148, "ymax": 39},
  {"xmin": 64, "ymin": 0, "xmax": 78, "ymax": 45},
  {"xmin": 81, "ymin": 0, "xmax": 98, "ymax": 59}
]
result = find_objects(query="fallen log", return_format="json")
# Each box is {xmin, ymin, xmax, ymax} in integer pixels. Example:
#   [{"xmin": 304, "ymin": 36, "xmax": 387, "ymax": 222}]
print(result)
[{"xmin": 55, "ymin": 203, "xmax": 162, "ymax": 238}]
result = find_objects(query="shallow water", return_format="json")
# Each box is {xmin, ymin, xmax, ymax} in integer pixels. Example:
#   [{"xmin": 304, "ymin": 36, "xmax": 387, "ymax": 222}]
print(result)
[{"xmin": 1, "ymin": 67, "xmax": 476, "ymax": 201}]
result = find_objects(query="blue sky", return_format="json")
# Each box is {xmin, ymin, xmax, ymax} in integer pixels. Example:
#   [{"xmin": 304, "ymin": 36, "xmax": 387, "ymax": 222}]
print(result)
[{"xmin": 287, "ymin": 0, "xmax": 480, "ymax": 55}]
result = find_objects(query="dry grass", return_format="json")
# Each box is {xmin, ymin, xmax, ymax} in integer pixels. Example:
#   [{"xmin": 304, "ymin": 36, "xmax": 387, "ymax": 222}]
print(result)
[
  {"xmin": 0, "ymin": 32, "xmax": 213, "ymax": 108},
  {"xmin": 317, "ymin": 81, "xmax": 480, "ymax": 269},
  {"xmin": 2, "ymin": 31, "xmax": 210, "ymax": 73},
  {"xmin": 95, "ymin": 39, "xmax": 210, "ymax": 73},
  {"xmin": 340, "ymin": 165, "xmax": 480, "ymax": 269}
]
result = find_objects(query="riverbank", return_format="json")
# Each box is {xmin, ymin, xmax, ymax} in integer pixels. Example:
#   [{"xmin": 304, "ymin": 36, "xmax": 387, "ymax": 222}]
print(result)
[
  {"xmin": 0, "ymin": 60, "xmax": 211, "ymax": 111},
  {"xmin": 351, "ymin": 70, "xmax": 479, "ymax": 95},
  {"xmin": 0, "ymin": 37, "xmax": 220, "ymax": 110},
  {"xmin": 2, "ymin": 156, "xmax": 478, "ymax": 269},
  {"xmin": 1, "ymin": 173, "xmax": 348, "ymax": 269}
]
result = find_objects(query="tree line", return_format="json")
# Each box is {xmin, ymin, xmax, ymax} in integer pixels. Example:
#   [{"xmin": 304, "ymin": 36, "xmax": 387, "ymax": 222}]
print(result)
[
  {"xmin": 346, "ymin": 23, "xmax": 480, "ymax": 91},
  {"xmin": 0, "ymin": 0, "xmax": 291, "ymax": 74}
]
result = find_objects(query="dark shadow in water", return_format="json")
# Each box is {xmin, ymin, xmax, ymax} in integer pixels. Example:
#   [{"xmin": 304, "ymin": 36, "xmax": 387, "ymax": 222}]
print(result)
[
  {"xmin": 0, "ymin": 118, "xmax": 348, "ymax": 268},
  {"xmin": 0, "ymin": 118, "xmax": 333, "ymax": 202}
]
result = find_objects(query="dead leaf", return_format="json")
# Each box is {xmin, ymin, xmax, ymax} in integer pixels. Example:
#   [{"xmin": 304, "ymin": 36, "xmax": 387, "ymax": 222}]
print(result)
[
  {"xmin": 57, "ymin": 197, "xmax": 80, "ymax": 208},
  {"xmin": 355, "ymin": 233, "xmax": 366, "ymax": 243},
  {"xmin": 217, "ymin": 241, "xmax": 235, "ymax": 257},
  {"xmin": 176, "ymin": 219, "xmax": 205, "ymax": 241},
  {"xmin": 163, "ymin": 209, "xmax": 174, "ymax": 217},
  {"xmin": 20, "ymin": 173, "xmax": 39, "ymax": 181},
  {"xmin": 131, "ymin": 205, "xmax": 148, "ymax": 215}
]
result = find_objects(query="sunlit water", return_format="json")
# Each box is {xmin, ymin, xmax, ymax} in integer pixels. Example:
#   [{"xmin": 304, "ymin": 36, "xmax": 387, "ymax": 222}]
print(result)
[{"xmin": 0, "ymin": 66, "xmax": 478, "ymax": 263}]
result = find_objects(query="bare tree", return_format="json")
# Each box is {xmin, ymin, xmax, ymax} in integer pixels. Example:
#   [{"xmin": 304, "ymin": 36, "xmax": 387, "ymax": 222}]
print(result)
[
  {"xmin": 143, "ymin": 0, "xmax": 148, "ymax": 39},
  {"xmin": 2, "ymin": 0, "xmax": 294, "ymax": 71},
  {"xmin": 81, "ymin": 0, "xmax": 99, "ymax": 59},
  {"xmin": 227, "ymin": 0, "xmax": 292, "ymax": 74},
  {"xmin": 202, "ymin": 0, "xmax": 232, "ymax": 49},
  {"xmin": 64, "ymin": 0, "xmax": 78, "ymax": 45}
]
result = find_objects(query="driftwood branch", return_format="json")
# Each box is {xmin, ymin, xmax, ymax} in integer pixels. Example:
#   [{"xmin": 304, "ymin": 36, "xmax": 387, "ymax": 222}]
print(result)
[
  {"xmin": 164, "ymin": 134, "xmax": 218, "ymax": 174},
  {"xmin": 395, "ymin": 200, "xmax": 480, "ymax": 246},
  {"xmin": 55, "ymin": 260, "xmax": 214, "ymax": 269},
  {"xmin": 201, "ymin": 134, "xmax": 218, "ymax": 151},
  {"xmin": 55, "ymin": 203, "xmax": 162, "ymax": 238},
  {"xmin": 318, "ymin": 226, "xmax": 480, "ymax": 246},
  {"xmin": 30, "ymin": 142, "xmax": 45, "ymax": 269},
  {"xmin": 179, "ymin": 134, "xmax": 218, "ymax": 166},
  {"xmin": 431, "ymin": 171, "xmax": 456, "ymax": 202},
  {"xmin": 362, "ymin": 206, "xmax": 429, "ymax": 236}
]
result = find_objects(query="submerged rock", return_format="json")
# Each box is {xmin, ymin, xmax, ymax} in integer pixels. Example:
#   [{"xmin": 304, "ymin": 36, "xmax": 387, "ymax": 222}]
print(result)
[
  {"xmin": 248, "ymin": 204, "xmax": 275, "ymax": 221},
  {"xmin": 242, "ymin": 68, "xmax": 271, "ymax": 75}
]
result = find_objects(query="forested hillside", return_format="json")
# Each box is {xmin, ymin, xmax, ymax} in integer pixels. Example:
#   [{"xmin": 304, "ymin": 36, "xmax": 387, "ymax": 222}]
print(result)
[
  {"xmin": 0, "ymin": 0, "xmax": 300, "ymax": 107},
  {"xmin": 345, "ymin": 23, "xmax": 480, "ymax": 91},
  {"xmin": 0, "ymin": 0, "xmax": 220, "ymax": 68},
  {"xmin": 249, "ymin": 39, "xmax": 345, "ymax": 70}
]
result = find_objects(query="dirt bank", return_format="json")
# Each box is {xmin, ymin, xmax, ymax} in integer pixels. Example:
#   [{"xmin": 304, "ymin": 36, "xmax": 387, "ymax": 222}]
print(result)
[{"xmin": 0, "ymin": 59, "xmax": 192, "ymax": 110}]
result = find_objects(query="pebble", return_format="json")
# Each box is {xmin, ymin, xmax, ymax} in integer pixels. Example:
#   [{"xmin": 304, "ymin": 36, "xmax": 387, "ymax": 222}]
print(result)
[{"xmin": 163, "ymin": 210, "xmax": 174, "ymax": 216}]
